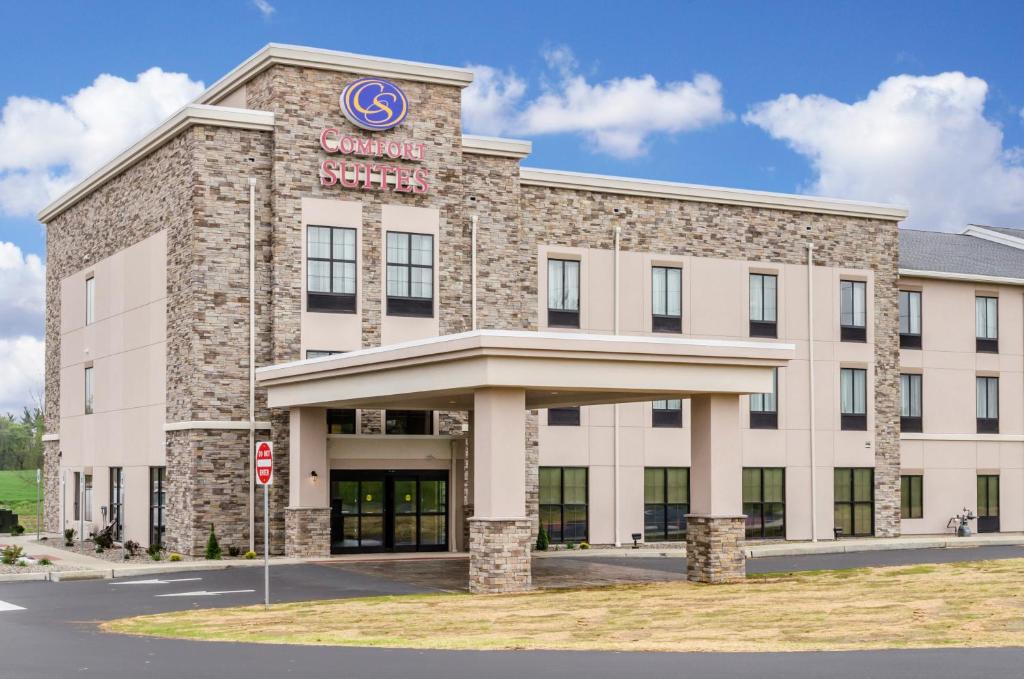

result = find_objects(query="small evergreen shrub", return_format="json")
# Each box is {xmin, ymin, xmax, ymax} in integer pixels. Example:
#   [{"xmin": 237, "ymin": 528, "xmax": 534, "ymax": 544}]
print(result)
[
  {"xmin": 535, "ymin": 525, "xmax": 550, "ymax": 551},
  {"xmin": 580, "ymin": 541, "xmax": 591, "ymax": 550},
  {"xmin": 2, "ymin": 545, "xmax": 24, "ymax": 564},
  {"xmin": 244, "ymin": 550, "xmax": 257, "ymax": 560},
  {"xmin": 147, "ymin": 543, "xmax": 163, "ymax": 560},
  {"xmin": 169, "ymin": 553, "xmax": 182, "ymax": 562},
  {"xmin": 567, "ymin": 541, "xmax": 577, "ymax": 550},
  {"xmin": 95, "ymin": 545, "xmax": 104, "ymax": 554},
  {"xmin": 63, "ymin": 528, "xmax": 76, "ymax": 547},
  {"xmin": 38, "ymin": 558, "xmax": 52, "ymax": 566},
  {"xmin": 13, "ymin": 525, "xmax": 25, "ymax": 535},
  {"xmin": 228, "ymin": 546, "xmax": 241, "ymax": 557},
  {"xmin": 205, "ymin": 525, "xmax": 222, "ymax": 560}
]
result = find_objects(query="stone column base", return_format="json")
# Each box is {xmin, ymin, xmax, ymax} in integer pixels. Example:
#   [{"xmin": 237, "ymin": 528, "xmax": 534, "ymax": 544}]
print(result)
[
  {"xmin": 468, "ymin": 518, "xmax": 532, "ymax": 594},
  {"xmin": 285, "ymin": 507, "xmax": 330, "ymax": 559},
  {"xmin": 686, "ymin": 515, "xmax": 746, "ymax": 583}
]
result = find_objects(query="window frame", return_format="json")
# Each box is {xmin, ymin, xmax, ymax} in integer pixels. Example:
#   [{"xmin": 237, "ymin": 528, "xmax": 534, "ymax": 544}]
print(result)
[
  {"xmin": 834, "ymin": 467, "xmax": 874, "ymax": 537},
  {"xmin": 748, "ymin": 273, "xmax": 778, "ymax": 338},
  {"xmin": 384, "ymin": 410, "xmax": 433, "ymax": 435},
  {"xmin": 742, "ymin": 467, "xmax": 786, "ymax": 539},
  {"xmin": 901, "ymin": 474, "xmax": 923, "ymax": 520},
  {"xmin": 327, "ymin": 409, "xmax": 357, "ymax": 435},
  {"xmin": 975, "ymin": 296, "xmax": 998, "ymax": 353},
  {"xmin": 651, "ymin": 399, "xmax": 683, "ymax": 428},
  {"xmin": 976, "ymin": 376, "xmax": 999, "ymax": 433},
  {"xmin": 306, "ymin": 350, "xmax": 343, "ymax": 360},
  {"xmin": 539, "ymin": 467, "xmax": 589, "ymax": 544},
  {"xmin": 84, "ymin": 366, "xmax": 94, "ymax": 415},
  {"xmin": 547, "ymin": 406, "xmax": 581, "ymax": 427},
  {"xmin": 749, "ymin": 367, "xmax": 778, "ymax": 429},
  {"xmin": 839, "ymin": 280, "xmax": 868, "ymax": 342},
  {"xmin": 840, "ymin": 367, "xmax": 868, "ymax": 431},
  {"xmin": 109, "ymin": 466, "xmax": 124, "ymax": 541},
  {"xmin": 643, "ymin": 467, "xmax": 690, "ymax": 542},
  {"xmin": 149, "ymin": 466, "xmax": 166, "ymax": 547},
  {"xmin": 898, "ymin": 290, "xmax": 922, "ymax": 349},
  {"xmin": 547, "ymin": 258, "xmax": 581, "ymax": 328},
  {"xmin": 651, "ymin": 266, "xmax": 682, "ymax": 333},
  {"xmin": 386, "ymin": 231, "xmax": 435, "ymax": 318},
  {"xmin": 85, "ymin": 276, "xmax": 95, "ymax": 326},
  {"xmin": 306, "ymin": 225, "xmax": 357, "ymax": 314},
  {"xmin": 899, "ymin": 373, "xmax": 923, "ymax": 433}
]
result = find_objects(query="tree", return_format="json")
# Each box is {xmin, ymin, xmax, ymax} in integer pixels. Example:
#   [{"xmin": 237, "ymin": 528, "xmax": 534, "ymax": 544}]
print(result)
[{"xmin": 205, "ymin": 524, "xmax": 222, "ymax": 560}]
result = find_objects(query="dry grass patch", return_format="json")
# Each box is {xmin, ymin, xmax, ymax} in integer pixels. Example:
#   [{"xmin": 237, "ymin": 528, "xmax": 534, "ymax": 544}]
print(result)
[{"xmin": 104, "ymin": 558, "xmax": 1024, "ymax": 652}]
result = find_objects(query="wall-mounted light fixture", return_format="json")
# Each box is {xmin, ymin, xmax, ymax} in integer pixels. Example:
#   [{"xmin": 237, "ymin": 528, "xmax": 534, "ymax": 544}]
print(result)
[{"xmin": 310, "ymin": 470, "xmax": 319, "ymax": 483}]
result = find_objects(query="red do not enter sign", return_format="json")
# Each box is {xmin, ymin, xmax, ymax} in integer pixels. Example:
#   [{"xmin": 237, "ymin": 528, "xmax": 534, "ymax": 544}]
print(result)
[{"xmin": 256, "ymin": 441, "xmax": 273, "ymax": 485}]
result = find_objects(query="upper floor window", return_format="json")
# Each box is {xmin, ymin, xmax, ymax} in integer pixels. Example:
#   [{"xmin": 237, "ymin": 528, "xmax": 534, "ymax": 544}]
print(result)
[
  {"xmin": 840, "ymin": 280, "xmax": 867, "ymax": 342},
  {"xmin": 652, "ymin": 399, "xmax": 682, "ymax": 428},
  {"xmin": 386, "ymin": 232, "xmax": 434, "ymax": 317},
  {"xmin": 975, "ymin": 296, "xmax": 998, "ymax": 353},
  {"xmin": 750, "ymin": 368, "xmax": 778, "ymax": 429},
  {"xmin": 306, "ymin": 350, "xmax": 343, "ymax": 360},
  {"xmin": 85, "ymin": 276, "xmax": 95, "ymax": 325},
  {"xmin": 547, "ymin": 259, "xmax": 580, "ymax": 328},
  {"xmin": 976, "ymin": 376, "xmax": 999, "ymax": 434},
  {"xmin": 547, "ymin": 406, "xmax": 581, "ymax": 426},
  {"xmin": 900, "ymin": 373, "xmax": 922, "ymax": 433},
  {"xmin": 327, "ymin": 409, "xmax": 356, "ymax": 435},
  {"xmin": 385, "ymin": 410, "xmax": 433, "ymax": 435},
  {"xmin": 749, "ymin": 273, "xmax": 777, "ymax": 338},
  {"xmin": 84, "ymin": 366, "xmax": 94, "ymax": 415},
  {"xmin": 651, "ymin": 266, "xmax": 681, "ymax": 333},
  {"xmin": 840, "ymin": 367, "xmax": 867, "ymax": 431},
  {"xmin": 898, "ymin": 290, "xmax": 921, "ymax": 349},
  {"xmin": 307, "ymin": 226, "xmax": 356, "ymax": 313}
]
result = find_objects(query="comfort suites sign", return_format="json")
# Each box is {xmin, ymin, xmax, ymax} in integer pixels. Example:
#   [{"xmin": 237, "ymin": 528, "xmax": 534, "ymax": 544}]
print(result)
[{"xmin": 318, "ymin": 77, "xmax": 430, "ymax": 194}]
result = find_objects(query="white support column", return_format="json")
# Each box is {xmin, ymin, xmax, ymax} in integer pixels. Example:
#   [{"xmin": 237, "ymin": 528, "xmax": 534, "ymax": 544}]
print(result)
[
  {"xmin": 687, "ymin": 394, "xmax": 746, "ymax": 583},
  {"xmin": 284, "ymin": 407, "xmax": 329, "ymax": 558},
  {"xmin": 469, "ymin": 387, "xmax": 531, "ymax": 593}
]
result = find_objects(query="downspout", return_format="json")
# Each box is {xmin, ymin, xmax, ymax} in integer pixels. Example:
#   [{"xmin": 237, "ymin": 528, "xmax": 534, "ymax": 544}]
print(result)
[
  {"xmin": 613, "ymin": 224, "xmax": 621, "ymax": 547},
  {"xmin": 471, "ymin": 215, "xmax": 478, "ymax": 331},
  {"xmin": 248, "ymin": 177, "xmax": 257, "ymax": 553},
  {"xmin": 807, "ymin": 242, "xmax": 818, "ymax": 542}
]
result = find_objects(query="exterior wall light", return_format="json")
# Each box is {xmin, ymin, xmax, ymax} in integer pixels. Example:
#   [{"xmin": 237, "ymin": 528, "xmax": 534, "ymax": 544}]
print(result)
[{"xmin": 310, "ymin": 470, "xmax": 319, "ymax": 483}]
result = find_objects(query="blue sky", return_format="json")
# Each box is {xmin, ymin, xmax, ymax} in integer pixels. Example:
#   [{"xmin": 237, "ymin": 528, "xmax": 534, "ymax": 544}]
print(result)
[{"xmin": 0, "ymin": 1, "xmax": 1022, "ymax": 412}]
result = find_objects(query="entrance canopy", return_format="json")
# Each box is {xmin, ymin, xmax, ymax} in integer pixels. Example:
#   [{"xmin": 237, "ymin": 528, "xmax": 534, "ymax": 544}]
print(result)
[{"xmin": 256, "ymin": 329, "xmax": 795, "ymax": 410}]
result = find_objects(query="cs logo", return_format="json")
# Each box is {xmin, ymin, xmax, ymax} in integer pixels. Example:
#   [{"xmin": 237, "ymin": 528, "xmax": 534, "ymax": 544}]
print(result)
[{"xmin": 340, "ymin": 77, "xmax": 409, "ymax": 131}]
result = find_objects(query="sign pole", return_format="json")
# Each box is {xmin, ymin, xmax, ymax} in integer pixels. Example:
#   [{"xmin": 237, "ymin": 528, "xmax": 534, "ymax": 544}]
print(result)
[
  {"xmin": 35, "ymin": 468, "xmax": 40, "ymax": 541},
  {"xmin": 255, "ymin": 440, "xmax": 273, "ymax": 611}
]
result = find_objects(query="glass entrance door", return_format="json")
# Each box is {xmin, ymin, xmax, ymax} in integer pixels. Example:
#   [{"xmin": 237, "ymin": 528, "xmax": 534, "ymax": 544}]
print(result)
[
  {"xmin": 330, "ymin": 470, "xmax": 448, "ymax": 554},
  {"xmin": 977, "ymin": 475, "xmax": 1000, "ymax": 533}
]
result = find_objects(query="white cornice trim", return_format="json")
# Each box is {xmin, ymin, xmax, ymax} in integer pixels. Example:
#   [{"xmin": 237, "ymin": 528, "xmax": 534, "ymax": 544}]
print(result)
[
  {"xmin": 961, "ymin": 224, "xmax": 1024, "ymax": 251},
  {"xmin": 901, "ymin": 433, "xmax": 1024, "ymax": 442},
  {"xmin": 198, "ymin": 43, "xmax": 474, "ymax": 106},
  {"xmin": 898, "ymin": 268, "xmax": 1024, "ymax": 287},
  {"xmin": 42, "ymin": 433, "xmax": 59, "ymax": 442},
  {"xmin": 519, "ymin": 168, "xmax": 909, "ymax": 220},
  {"xmin": 462, "ymin": 135, "xmax": 532, "ymax": 159},
  {"xmin": 164, "ymin": 420, "xmax": 272, "ymax": 432},
  {"xmin": 38, "ymin": 105, "xmax": 275, "ymax": 223}
]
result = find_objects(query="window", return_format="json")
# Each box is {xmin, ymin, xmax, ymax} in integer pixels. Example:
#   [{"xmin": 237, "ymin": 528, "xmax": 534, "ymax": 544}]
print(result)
[
  {"xmin": 749, "ymin": 368, "xmax": 778, "ymax": 429},
  {"xmin": 85, "ymin": 276, "xmax": 95, "ymax": 325},
  {"xmin": 899, "ymin": 290, "xmax": 921, "ymax": 349},
  {"xmin": 149, "ymin": 467, "xmax": 166, "ymax": 547},
  {"xmin": 327, "ymin": 409, "xmax": 356, "ymax": 435},
  {"xmin": 307, "ymin": 226, "xmax": 356, "ymax": 313},
  {"xmin": 749, "ymin": 273, "xmax": 777, "ymax": 337},
  {"xmin": 109, "ymin": 467, "xmax": 124, "ymax": 541},
  {"xmin": 977, "ymin": 475, "xmax": 1000, "ymax": 533},
  {"xmin": 651, "ymin": 266, "xmax": 682, "ymax": 332},
  {"xmin": 385, "ymin": 410, "xmax": 433, "ymax": 435},
  {"xmin": 306, "ymin": 350, "xmax": 343, "ymax": 359},
  {"xmin": 901, "ymin": 475, "xmax": 922, "ymax": 519},
  {"xmin": 73, "ymin": 472, "xmax": 81, "ymax": 521},
  {"xmin": 652, "ymin": 399, "xmax": 682, "ymax": 428},
  {"xmin": 386, "ymin": 232, "xmax": 434, "ymax": 317},
  {"xmin": 83, "ymin": 474, "xmax": 92, "ymax": 522},
  {"xmin": 547, "ymin": 259, "xmax": 580, "ymax": 328},
  {"xmin": 834, "ymin": 468, "xmax": 873, "ymax": 536},
  {"xmin": 976, "ymin": 376, "xmax": 999, "ymax": 433},
  {"xmin": 539, "ymin": 467, "xmax": 588, "ymax": 543},
  {"xmin": 840, "ymin": 280, "xmax": 867, "ymax": 342},
  {"xmin": 743, "ymin": 467, "xmax": 785, "ymax": 539},
  {"xmin": 84, "ymin": 366, "xmax": 94, "ymax": 415},
  {"xmin": 975, "ymin": 296, "xmax": 998, "ymax": 352},
  {"xmin": 840, "ymin": 368, "xmax": 867, "ymax": 431},
  {"xmin": 900, "ymin": 373, "xmax": 923, "ymax": 433},
  {"xmin": 644, "ymin": 468, "xmax": 689, "ymax": 541},
  {"xmin": 547, "ymin": 407, "xmax": 581, "ymax": 426}
]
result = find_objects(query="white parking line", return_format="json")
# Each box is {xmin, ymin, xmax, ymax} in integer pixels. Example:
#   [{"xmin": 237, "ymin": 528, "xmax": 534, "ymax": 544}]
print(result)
[
  {"xmin": 111, "ymin": 577, "xmax": 203, "ymax": 586},
  {"xmin": 0, "ymin": 600, "xmax": 26, "ymax": 612},
  {"xmin": 155, "ymin": 589, "xmax": 255, "ymax": 598}
]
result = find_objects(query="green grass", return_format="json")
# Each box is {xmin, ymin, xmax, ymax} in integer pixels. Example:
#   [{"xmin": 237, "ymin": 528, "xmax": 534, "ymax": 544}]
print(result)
[{"xmin": 0, "ymin": 469, "xmax": 43, "ymax": 532}]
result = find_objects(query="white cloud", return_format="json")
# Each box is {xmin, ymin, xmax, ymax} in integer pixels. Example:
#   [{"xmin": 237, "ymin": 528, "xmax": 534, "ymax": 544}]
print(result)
[
  {"xmin": 744, "ymin": 72, "xmax": 1024, "ymax": 231},
  {"xmin": 0, "ymin": 336, "xmax": 43, "ymax": 415},
  {"xmin": 0, "ymin": 67, "xmax": 205, "ymax": 217},
  {"xmin": 252, "ymin": 0, "xmax": 275, "ymax": 18},
  {"xmin": 463, "ymin": 47, "xmax": 730, "ymax": 158},
  {"xmin": 0, "ymin": 242, "xmax": 44, "ymax": 337}
]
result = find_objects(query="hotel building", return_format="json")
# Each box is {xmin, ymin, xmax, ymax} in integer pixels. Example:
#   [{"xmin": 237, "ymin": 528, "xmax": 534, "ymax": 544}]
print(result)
[{"xmin": 39, "ymin": 45, "xmax": 1023, "ymax": 591}]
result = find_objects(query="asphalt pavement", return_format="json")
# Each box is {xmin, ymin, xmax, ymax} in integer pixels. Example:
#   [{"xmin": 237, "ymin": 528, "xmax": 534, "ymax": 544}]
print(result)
[{"xmin": 0, "ymin": 547, "xmax": 1022, "ymax": 678}]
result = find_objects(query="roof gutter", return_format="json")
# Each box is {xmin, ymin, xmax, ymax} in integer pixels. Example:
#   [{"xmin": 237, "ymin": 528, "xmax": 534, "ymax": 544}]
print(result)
[{"xmin": 898, "ymin": 268, "xmax": 1024, "ymax": 287}]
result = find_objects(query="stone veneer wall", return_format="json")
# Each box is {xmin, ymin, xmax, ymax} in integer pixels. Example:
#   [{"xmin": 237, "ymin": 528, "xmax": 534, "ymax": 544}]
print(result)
[
  {"xmin": 518, "ymin": 187, "xmax": 902, "ymax": 537},
  {"xmin": 686, "ymin": 515, "xmax": 746, "ymax": 583},
  {"xmin": 468, "ymin": 518, "xmax": 532, "ymax": 593},
  {"xmin": 285, "ymin": 507, "xmax": 331, "ymax": 558}
]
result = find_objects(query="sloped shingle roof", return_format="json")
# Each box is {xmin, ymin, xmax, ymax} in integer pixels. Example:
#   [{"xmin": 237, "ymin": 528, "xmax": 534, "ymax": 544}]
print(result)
[{"xmin": 899, "ymin": 227, "xmax": 1024, "ymax": 279}]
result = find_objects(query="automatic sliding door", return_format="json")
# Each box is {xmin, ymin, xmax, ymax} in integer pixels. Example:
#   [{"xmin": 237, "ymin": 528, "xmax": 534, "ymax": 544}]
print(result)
[{"xmin": 331, "ymin": 474, "xmax": 384, "ymax": 552}]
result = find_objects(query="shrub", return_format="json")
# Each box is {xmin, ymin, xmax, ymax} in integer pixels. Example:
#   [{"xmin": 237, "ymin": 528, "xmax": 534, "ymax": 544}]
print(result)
[
  {"xmin": 95, "ymin": 545, "xmax": 104, "ymax": 554},
  {"xmin": 244, "ymin": 550, "xmax": 257, "ymax": 560},
  {"xmin": 38, "ymin": 558, "xmax": 52, "ymax": 566},
  {"xmin": 13, "ymin": 525, "xmax": 25, "ymax": 535},
  {"xmin": 63, "ymin": 528, "xmax": 76, "ymax": 547},
  {"xmin": 2, "ymin": 545, "xmax": 24, "ymax": 565},
  {"xmin": 124, "ymin": 540, "xmax": 141, "ymax": 557},
  {"xmin": 169, "ymin": 553, "xmax": 182, "ymax": 562},
  {"xmin": 205, "ymin": 525, "xmax": 222, "ymax": 560},
  {"xmin": 567, "ymin": 541, "xmax": 577, "ymax": 550},
  {"xmin": 146, "ymin": 543, "xmax": 162, "ymax": 560},
  {"xmin": 535, "ymin": 525, "xmax": 550, "ymax": 551},
  {"xmin": 228, "ymin": 546, "xmax": 241, "ymax": 557},
  {"xmin": 93, "ymin": 525, "xmax": 115, "ymax": 549},
  {"xmin": 580, "ymin": 541, "xmax": 591, "ymax": 550}
]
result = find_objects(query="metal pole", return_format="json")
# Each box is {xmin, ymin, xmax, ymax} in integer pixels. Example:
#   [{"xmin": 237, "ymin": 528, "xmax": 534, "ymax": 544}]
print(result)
[
  {"xmin": 249, "ymin": 177, "xmax": 257, "ymax": 554},
  {"xmin": 807, "ymin": 242, "xmax": 818, "ymax": 542},
  {"xmin": 79, "ymin": 468, "xmax": 85, "ymax": 545},
  {"xmin": 263, "ymin": 483, "xmax": 269, "ymax": 610},
  {"xmin": 35, "ymin": 468, "xmax": 40, "ymax": 541}
]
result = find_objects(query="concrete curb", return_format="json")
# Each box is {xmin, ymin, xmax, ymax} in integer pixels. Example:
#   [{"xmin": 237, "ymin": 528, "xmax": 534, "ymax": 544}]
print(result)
[
  {"xmin": 50, "ymin": 569, "xmax": 110, "ymax": 582},
  {"xmin": 0, "ymin": 571, "xmax": 51, "ymax": 583}
]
